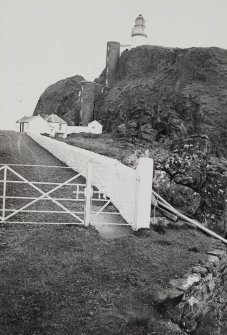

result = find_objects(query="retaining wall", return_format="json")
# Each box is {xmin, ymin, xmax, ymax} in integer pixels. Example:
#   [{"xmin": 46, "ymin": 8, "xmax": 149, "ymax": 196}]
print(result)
[
  {"xmin": 156, "ymin": 245, "xmax": 227, "ymax": 334},
  {"xmin": 28, "ymin": 132, "xmax": 136, "ymax": 226}
]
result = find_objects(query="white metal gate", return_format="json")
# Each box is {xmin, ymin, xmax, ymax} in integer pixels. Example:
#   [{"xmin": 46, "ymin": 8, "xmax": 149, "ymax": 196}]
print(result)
[
  {"xmin": 0, "ymin": 161, "xmax": 152, "ymax": 230},
  {"xmin": 0, "ymin": 163, "xmax": 129, "ymax": 227},
  {"xmin": 91, "ymin": 185, "xmax": 129, "ymax": 226},
  {"xmin": 0, "ymin": 164, "xmax": 88, "ymax": 225}
]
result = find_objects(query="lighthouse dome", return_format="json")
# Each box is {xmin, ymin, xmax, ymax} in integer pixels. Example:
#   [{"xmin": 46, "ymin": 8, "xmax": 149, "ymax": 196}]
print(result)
[{"xmin": 131, "ymin": 14, "xmax": 147, "ymax": 38}]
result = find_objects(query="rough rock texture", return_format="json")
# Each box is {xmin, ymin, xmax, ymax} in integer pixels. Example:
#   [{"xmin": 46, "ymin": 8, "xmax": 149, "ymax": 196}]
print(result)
[
  {"xmin": 34, "ymin": 75, "xmax": 85, "ymax": 125},
  {"xmin": 154, "ymin": 245, "xmax": 227, "ymax": 334},
  {"xmin": 153, "ymin": 135, "xmax": 227, "ymax": 234},
  {"xmin": 95, "ymin": 46, "xmax": 227, "ymax": 157}
]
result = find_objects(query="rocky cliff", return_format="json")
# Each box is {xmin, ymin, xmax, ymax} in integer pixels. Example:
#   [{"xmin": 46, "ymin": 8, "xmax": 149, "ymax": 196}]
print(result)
[
  {"xmin": 33, "ymin": 75, "xmax": 84, "ymax": 125},
  {"xmin": 33, "ymin": 46, "xmax": 227, "ymax": 156},
  {"xmin": 95, "ymin": 46, "xmax": 227, "ymax": 157}
]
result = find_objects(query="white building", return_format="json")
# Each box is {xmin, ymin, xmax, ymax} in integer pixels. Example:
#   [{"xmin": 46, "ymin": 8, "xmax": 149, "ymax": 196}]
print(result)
[
  {"xmin": 44, "ymin": 114, "xmax": 67, "ymax": 138},
  {"xmin": 88, "ymin": 120, "xmax": 103, "ymax": 134},
  {"xmin": 16, "ymin": 115, "xmax": 52, "ymax": 134}
]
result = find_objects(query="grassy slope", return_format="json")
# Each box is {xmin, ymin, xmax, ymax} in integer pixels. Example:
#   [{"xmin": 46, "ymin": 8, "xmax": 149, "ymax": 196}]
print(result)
[
  {"xmin": 0, "ymin": 223, "xmax": 219, "ymax": 335},
  {"xmin": 62, "ymin": 132, "xmax": 168, "ymax": 166}
]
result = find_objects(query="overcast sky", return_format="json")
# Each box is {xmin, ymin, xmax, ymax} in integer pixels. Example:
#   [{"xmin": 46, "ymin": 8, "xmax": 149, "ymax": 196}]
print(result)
[{"xmin": 0, "ymin": 0, "xmax": 227, "ymax": 130}]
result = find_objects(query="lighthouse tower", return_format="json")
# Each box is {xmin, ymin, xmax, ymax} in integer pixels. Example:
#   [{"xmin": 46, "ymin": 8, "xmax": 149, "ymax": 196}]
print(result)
[{"xmin": 131, "ymin": 14, "xmax": 147, "ymax": 47}]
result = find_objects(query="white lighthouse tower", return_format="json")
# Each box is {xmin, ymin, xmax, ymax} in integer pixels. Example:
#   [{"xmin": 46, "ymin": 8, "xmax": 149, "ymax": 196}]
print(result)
[{"xmin": 131, "ymin": 14, "xmax": 147, "ymax": 47}]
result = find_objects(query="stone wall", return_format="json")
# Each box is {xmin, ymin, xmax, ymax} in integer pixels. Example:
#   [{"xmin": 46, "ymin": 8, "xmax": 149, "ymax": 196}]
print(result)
[{"xmin": 155, "ymin": 245, "xmax": 227, "ymax": 334}]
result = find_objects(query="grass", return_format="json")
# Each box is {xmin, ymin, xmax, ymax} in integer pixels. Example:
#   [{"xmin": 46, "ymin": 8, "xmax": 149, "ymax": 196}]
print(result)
[
  {"xmin": 0, "ymin": 222, "xmax": 219, "ymax": 335},
  {"xmin": 64, "ymin": 133, "xmax": 133, "ymax": 161}
]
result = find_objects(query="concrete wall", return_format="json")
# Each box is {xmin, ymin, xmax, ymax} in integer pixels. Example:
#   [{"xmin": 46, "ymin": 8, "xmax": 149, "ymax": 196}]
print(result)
[
  {"xmin": 28, "ymin": 117, "xmax": 51, "ymax": 134},
  {"xmin": 67, "ymin": 126, "xmax": 90, "ymax": 134},
  {"xmin": 80, "ymin": 81, "xmax": 96, "ymax": 126},
  {"xmin": 105, "ymin": 41, "xmax": 120, "ymax": 87},
  {"xmin": 67, "ymin": 124, "xmax": 102, "ymax": 135},
  {"xmin": 132, "ymin": 35, "xmax": 147, "ymax": 47},
  {"xmin": 28, "ymin": 131, "xmax": 137, "ymax": 226},
  {"xmin": 88, "ymin": 122, "xmax": 102, "ymax": 134},
  {"xmin": 48, "ymin": 122, "xmax": 67, "ymax": 134}
]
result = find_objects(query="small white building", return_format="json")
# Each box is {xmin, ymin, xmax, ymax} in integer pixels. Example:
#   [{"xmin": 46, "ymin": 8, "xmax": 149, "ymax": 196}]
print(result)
[
  {"xmin": 88, "ymin": 120, "xmax": 103, "ymax": 134},
  {"xmin": 16, "ymin": 115, "xmax": 52, "ymax": 134},
  {"xmin": 44, "ymin": 114, "xmax": 67, "ymax": 138}
]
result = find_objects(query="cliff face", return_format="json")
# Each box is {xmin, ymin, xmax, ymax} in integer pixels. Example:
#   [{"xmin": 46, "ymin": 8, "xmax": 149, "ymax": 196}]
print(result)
[
  {"xmin": 33, "ymin": 75, "xmax": 85, "ymax": 125},
  {"xmin": 95, "ymin": 46, "xmax": 227, "ymax": 157}
]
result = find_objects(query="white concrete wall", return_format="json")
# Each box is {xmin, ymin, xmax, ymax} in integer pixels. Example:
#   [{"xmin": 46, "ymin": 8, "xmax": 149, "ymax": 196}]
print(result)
[
  {"xmin": 15, "ymin": 123, "xmax": 20, "ymax": 132},
  {"xmin": 28, "ymin": 117, "xmax": 52, "ymax": 134},
  {"xmin": 132, "ymin": 35, "xmax": 147, "ymax": 47},
  {"xmin": 67, "ymin": 126, "xmax": 90, "ymax": 134},
  {"xmin": 28, "ymin": 131, "xmax": 137, "ymax": 225},
  {"xmin": 67, "ymin": 125, "xmax": 102, "ymax": 135},
  {"xmin": 23, "ymin": 123, "xmax": 29, "ymax": 132},
  {"xmin": 88, "ymin": 123, "xmax": 102, "ymax": 134}
]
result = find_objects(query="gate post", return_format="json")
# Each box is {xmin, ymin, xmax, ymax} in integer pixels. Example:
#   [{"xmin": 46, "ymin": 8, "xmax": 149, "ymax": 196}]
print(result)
[
  {"xmin": 133, "ymin": 158, "xmax": 153, "ymax": 231},
  {"xmin": 84, "ymin": 162, "xmax": 93, "ymax": 226}
]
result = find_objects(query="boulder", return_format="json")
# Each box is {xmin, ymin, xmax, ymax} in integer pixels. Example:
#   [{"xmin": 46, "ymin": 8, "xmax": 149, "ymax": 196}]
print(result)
[
  {"xmin": 154, "ymin": 136, "xmax": 227, "ymax": 232},
  {"xmin": 153, "ymin": 170, "xmax": 201, "ymax": 215},
  {"xmin": 140, "ymin": 124, "xmax": 158, "ymax": 141}
]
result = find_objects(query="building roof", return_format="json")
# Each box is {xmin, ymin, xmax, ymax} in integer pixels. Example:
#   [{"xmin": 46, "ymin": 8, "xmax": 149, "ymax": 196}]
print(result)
[
  {"xmin": 16, "ymin": 115, "xmax": 41, "ymax": 123},
  {"xmin": 88, "ymin": 120, "xmax": 102, "ymax": 126},
  {"xmin": 45, "ymin": 114, "xmax": 67, "ymax": 124}
]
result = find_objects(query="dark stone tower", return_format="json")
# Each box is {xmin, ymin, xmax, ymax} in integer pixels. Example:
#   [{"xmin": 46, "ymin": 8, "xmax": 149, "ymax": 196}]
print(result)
[
  {"xmin": 105, "ymin": 41, "xmax": 120, "ymax": 87},
  {"xmin": 80, "ymin": 81, "xmax": 96, "ymax": 126}
]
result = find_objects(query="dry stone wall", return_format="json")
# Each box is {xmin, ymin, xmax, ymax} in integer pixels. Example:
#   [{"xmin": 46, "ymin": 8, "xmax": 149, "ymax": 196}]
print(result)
[{"xmin": 155, "ymin": 245, "xmax": 227, "ymax": 334}]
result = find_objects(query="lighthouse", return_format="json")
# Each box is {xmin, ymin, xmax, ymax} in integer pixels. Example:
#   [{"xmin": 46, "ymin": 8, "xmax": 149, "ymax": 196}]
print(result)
[{"xmin": 131, "ymin": 14, "xmax": 147, "ymax": 47}]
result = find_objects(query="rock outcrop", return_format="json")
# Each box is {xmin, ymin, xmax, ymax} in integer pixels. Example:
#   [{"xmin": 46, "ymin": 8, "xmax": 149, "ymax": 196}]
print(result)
[
  {"xmin": 153, "ymin": 135, "xmax": 227, "ymax": 234},
  {"xmin": 95, "ymin": 46, "xmax": 227, "ymax": 157},
  {"xmin": 33, "ymin": 75, "xmax": 84, "ymax": 125}
]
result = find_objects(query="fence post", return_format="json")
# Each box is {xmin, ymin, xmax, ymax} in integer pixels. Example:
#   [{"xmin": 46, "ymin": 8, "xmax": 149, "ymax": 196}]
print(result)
[
  {"xmin": 84, "ymin": 162, "xmax": 93, "ymax": 227},
  {"xmin": 133, "ymin": 158, "xmax": 153, "ymax": 231},
  {"xmin": 2, "ymin": 165, "xmax": 7, "ymax": 220}
]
